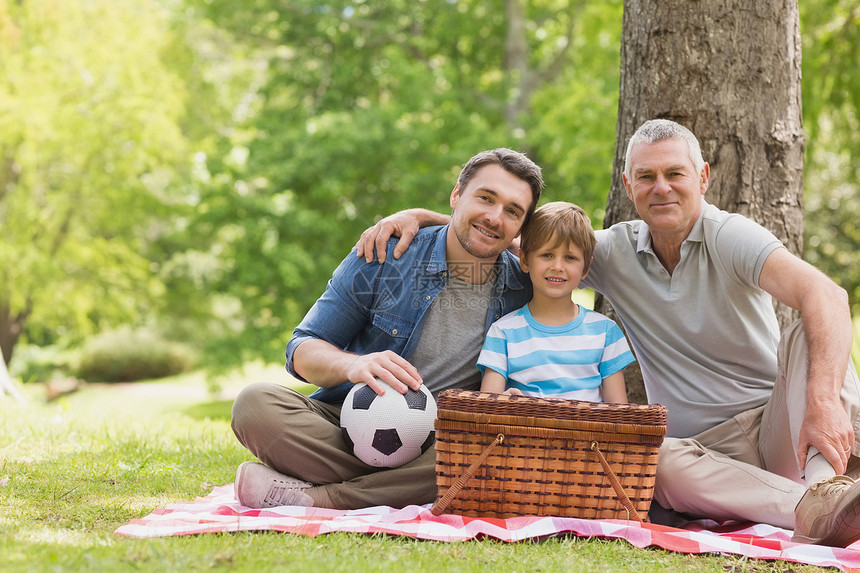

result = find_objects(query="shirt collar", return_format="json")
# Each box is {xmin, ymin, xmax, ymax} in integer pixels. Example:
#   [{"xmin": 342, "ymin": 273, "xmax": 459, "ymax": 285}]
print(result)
[
  {"xmin": 636, "ymin": 197, "xmax": 708, "ymax": 254},
  {"xmin": 425, "ymin": 225, "xmax": 450, "ymax": 274},
  {"xmin": 497, "ymin": 249, "xmax": 527, "ymax": 291}
]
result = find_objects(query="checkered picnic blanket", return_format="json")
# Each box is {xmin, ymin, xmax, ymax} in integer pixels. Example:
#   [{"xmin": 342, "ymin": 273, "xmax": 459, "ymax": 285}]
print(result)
[{"xmin": 115, "ymin": 485, "xmax": 860, "ymax": 572}]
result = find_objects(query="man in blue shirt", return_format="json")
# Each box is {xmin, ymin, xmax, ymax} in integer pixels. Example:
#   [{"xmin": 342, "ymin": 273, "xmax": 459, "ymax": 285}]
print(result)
[{"xmin": 231, "ymin": 148, "xmax": 543, "ymax": 510}]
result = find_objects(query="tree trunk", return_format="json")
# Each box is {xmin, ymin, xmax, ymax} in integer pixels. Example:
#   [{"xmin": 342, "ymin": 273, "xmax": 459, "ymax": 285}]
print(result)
[
  {"xmin": 0, "ymin": 301, "xmax": 30, "ymax": 367},
  {"xmin": 504, "ymin": 0, "xmax": 530, "ymax": 132},
  {"xmin": 599, "ymin": 0, "xmax": 805, "ymax": 404},
  {"xmin": 503, "ymin": 0, "xmax": 581, "ymax": 136}
]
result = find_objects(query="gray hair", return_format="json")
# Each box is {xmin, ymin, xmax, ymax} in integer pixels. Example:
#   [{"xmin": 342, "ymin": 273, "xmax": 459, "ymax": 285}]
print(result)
[{"xmin": 623, "ymin": 119, "xmax": 706, "ymax": 181}]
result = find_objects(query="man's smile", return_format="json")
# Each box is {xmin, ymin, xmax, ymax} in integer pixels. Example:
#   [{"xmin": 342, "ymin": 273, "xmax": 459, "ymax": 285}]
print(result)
[
  {"xmin": 473, "ymin": 224, "xmax": 500, "ymax": 239},
  {"xmin": 650, "ymin": 200, "xmax": 678, "ymax": 208}
]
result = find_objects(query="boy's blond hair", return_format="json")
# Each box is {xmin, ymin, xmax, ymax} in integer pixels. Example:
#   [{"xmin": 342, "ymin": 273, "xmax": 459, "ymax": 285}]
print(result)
[{"xmin": 519, "ymin": 202, "xmax": 596, "ymax": 273}]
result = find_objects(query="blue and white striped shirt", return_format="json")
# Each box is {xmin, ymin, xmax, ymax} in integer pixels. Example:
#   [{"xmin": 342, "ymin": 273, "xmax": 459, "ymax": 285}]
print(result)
[{"xmin": 477, "ymin": 304, "xmax": 635, "ymax": 401}]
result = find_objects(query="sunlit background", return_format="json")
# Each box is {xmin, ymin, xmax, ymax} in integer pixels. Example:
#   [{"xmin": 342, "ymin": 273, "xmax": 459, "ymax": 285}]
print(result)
[{"xmin": 1, "ymin": 0, "xmax": 858, "ymax": 398}]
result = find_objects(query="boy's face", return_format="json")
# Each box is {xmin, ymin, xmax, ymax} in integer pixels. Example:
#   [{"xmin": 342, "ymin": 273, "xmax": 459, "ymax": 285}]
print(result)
[{"xmin": 520, "ymin": 238, "xmax": 590, "ymax": 302}]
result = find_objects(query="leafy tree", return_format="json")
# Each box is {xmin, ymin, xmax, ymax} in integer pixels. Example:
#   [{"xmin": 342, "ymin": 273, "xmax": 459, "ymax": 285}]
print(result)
[
  {"xmin": 5, "ymin": 0, "xmax": 858, "ymax": 386},
  {"xmin": 799, "ymin": 0, "xmax": 860, "ymax": 315},
  {"xmin": 188, "ymin": 0, "xmax": 623, "ymax": 367},
  {"xmin": 0, "ymin": 0, "xmax": 191, "ymax": 364}
]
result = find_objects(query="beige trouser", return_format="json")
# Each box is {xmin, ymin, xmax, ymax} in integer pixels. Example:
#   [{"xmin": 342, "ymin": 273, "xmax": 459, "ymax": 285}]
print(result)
[
  {"xmin": 231, "ymin": 382, "xmax": 438, "ymax": 510},
  {"xmin": 653, "ymin": 320, "xmax": 860, "ymax": 529}
]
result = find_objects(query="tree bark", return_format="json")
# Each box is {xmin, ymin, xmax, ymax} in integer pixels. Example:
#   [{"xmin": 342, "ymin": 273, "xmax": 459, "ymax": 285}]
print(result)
[
  {"xmin": 0, "ymin": 302, "xmax": 30, "ymax": 367},
  {"xmin": 600, "ymin": 0, "xmax": 805, "ymax": 404}
]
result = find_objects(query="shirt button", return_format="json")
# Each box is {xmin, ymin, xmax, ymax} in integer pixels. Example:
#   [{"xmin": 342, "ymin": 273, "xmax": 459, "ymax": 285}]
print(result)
[
  {"xmin": 392, "ymin": 329, "xmax": 398, "ymax": 335},
  {"xmin": 494, "ymin": 314, "xmax": 500, "ymax": 319},
  {"xmin": 441, "ymin": 271, "xmax": 448, "ymax": 277},
  {"xmin": 424, "ymin": 295, "xmax": 431, "ymax": 301}
]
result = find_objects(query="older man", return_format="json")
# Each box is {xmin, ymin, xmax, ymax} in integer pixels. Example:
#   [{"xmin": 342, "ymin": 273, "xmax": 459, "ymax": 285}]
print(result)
[{"xmin": 364, "ymin": 120, "xmax": 860, "ymax": 547}]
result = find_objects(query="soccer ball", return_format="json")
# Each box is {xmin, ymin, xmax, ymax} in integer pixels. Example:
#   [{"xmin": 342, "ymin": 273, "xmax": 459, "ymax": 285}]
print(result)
[{"xmin": 340, "ymin": 382, "xmax": 437, "ymax": 468}]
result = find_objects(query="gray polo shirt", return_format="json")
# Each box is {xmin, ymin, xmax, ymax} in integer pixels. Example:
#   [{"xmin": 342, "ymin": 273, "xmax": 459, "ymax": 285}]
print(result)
[{"xmin": 582, "ymin": 200, "xmax": 784, "ymax": 438}]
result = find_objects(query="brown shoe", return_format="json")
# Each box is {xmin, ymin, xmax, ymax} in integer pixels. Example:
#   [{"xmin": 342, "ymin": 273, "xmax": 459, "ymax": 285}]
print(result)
[
  {"xmin": 793, "ymin": 475, "xmax": 860, "ymax": 547},
  {"xmin": 234, "ymin": 461, "xmax": 315, "ymax": 508}
]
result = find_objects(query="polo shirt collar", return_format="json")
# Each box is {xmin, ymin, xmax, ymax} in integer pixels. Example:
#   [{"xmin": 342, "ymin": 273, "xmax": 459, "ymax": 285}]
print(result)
[{"xmin": 636, "ymin": 198, "xmax": 709, "ymax": 254}]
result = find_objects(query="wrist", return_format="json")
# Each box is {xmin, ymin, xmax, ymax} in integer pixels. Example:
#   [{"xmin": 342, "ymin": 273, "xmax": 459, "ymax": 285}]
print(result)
[
  {"xmin": 414, "ymin": 208, "xmax": 449, "ymax": 227},
  {"xmin": 806, "ymin": 392, "xmax": 843, "ymax": 411}
]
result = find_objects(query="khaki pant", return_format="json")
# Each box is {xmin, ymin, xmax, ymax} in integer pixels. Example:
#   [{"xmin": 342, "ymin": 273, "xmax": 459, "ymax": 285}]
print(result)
[
  {"xmin": 653, "ymin": 320, "xmax": 860, "ymax": 529},
  {"xmin": 231, "ymin": 382, "xmax": 438, "ymax": 509}
]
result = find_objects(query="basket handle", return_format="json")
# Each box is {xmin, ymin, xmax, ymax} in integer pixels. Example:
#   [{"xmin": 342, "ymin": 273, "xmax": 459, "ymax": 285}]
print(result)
[
  {"xmin": 431, "ymin": 433, "xmax": 505, "ymax": 516},
  {"xmin": 590, "ymin": 441, "xmax": 644, "ymax": 522}
]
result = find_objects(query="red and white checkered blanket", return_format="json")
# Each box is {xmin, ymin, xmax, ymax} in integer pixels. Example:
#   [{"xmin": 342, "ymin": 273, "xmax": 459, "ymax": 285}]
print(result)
[{"xmin": 115, "ymin": 485, "xmax": 860, "ymax": 571}]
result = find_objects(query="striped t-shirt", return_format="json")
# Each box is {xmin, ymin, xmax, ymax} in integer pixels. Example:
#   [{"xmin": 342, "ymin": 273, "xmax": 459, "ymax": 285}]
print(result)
[{"xmin": 476, "ymin": 304, "xmax": 635, "ymax": 401}]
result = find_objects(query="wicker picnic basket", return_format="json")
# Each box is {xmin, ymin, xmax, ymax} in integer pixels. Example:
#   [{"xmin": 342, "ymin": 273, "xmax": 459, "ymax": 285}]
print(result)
[{"xmin": 431, "ymin": 390, "xmax": 667, "ymax": 521}]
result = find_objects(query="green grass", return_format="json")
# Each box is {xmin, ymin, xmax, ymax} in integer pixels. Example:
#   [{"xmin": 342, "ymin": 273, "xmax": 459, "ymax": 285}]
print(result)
[{"xmin": 0, "ymin": 365, "xmax": 828, "ymax": 572}]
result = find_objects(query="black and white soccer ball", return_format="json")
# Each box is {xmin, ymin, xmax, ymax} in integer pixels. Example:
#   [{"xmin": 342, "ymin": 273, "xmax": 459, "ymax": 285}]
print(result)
[{"xmin": 340, "ymin": 382, "xmax": 437, "ymax": 468}]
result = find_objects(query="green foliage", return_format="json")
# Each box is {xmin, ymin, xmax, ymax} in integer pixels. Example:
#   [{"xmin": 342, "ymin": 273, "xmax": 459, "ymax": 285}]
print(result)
[
  {"xmin": 529, "ymin": 2, "xmax": 622, "ymax": 219},
  {"xmin": 803, "ymin": 125, "xmax": 860, "ymax": 313},
  {"xmin": 183, "ymin": 0, "xmax": 623, "ymax": 368},
  {"xmin": 799, "ymin": 0, "xmax": 860, "ymax": 150},
  {"xmin": 0, "ymin": 0, "xmax": 195, "ymax": 356},
  {"xmin": 76, "ymin": 328, "xmax": 196, "ymax": 383},
  {"xmin": 4, "ymin": 0, "xmax": 860, "ymax": 374},
  {"xmin": 7, "ymin": 344, "xmax": 76, "ymax": 384},
  {"xmin": 800, "ymin": 1, "xmax": 860, "ymax": 315}
]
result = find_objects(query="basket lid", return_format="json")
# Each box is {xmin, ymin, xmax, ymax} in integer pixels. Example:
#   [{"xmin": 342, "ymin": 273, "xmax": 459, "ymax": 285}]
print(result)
[{"xmin": 436, "ymin": 389, "xmax": 667, "ymax": 427}]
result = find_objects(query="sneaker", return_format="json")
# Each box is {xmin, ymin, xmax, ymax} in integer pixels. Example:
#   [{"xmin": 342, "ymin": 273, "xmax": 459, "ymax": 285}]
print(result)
[
  {"xmin": 234, "ymin": 461, "xmax": 315, "ymax": 508},
  {"xmin": 793, "ymin": 475, "xmax": 860, "ymax": 547}
]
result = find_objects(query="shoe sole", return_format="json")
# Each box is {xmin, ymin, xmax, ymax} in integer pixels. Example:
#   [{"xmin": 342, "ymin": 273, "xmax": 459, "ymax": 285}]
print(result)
[
  {"xmin": 794, "ymin": 484, "xmax": 860, "ymax": 547},
  {"xmin": 820, "ymin": 496, "xmax": 860, "ymax": 548}
]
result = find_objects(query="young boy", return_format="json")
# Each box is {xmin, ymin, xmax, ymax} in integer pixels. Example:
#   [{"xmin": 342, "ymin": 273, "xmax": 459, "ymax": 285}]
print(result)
[{"xmin": 477, "ymin": 202, "xmax": 633, "ymax": 403}]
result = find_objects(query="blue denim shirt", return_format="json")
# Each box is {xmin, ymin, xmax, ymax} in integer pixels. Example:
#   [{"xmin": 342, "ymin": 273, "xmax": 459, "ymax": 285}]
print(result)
[{"xmin": 285, "ymin": 225, "xmax": 532, "ymax": 403}]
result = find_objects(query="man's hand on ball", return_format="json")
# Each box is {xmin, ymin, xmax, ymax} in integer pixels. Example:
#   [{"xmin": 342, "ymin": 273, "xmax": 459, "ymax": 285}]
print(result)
[{"xmin": 347, "ymin": 351, "xmax": 423, "ymax": 395}]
